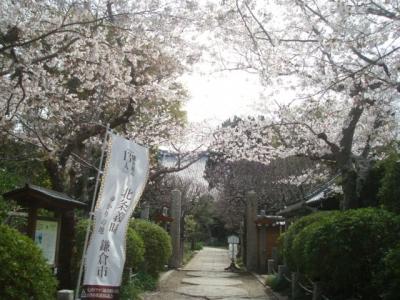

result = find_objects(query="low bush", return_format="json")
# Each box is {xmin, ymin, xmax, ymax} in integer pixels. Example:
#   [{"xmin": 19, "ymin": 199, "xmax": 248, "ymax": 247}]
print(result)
[
  {"xmin": 380, "ymin": 242, "xmax": 400, "ymax": 300},
  {"xmin": 0, "ymin": 224, "xmax": 58, "ymax": 299},
  {"xmin": 120, "ymin": 271, "xmax": 158, "ymax": 300},
  {"xmin": 283, "ymin": 208, "xmax": 400, "ymax": 299},
  {"xmin": 193, "ymin": 241, "xmax": 204, "ymax": 251},
  {"xmin": 130, "ymin": 219, "xmax": 172, "ymax": 276},
  {"xmin": 282, "ymin": 211, "xmax": 338, "ymax": 271},
  {"xmin": 265, "ymin": 274, "xmax": 289, "ymax": 292},
  {"xmin": 125, "ymin": 227, "xmax": 145, "ymax": 270}
]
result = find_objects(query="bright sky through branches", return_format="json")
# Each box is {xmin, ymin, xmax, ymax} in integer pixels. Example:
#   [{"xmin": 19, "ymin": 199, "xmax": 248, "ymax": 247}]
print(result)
[{"xmin": 181, "ymin": 68, "xmax": 266, "ymax": 125}]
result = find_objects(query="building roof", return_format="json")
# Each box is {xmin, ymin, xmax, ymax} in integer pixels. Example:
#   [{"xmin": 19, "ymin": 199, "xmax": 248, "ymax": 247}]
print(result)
[
  {"xmin": 3, "ymin": 184, "xmax": 86, "ymax": 211},
  {"xmin": 277, "ymin": 175, "xmax": 341, "ymax": 216}
]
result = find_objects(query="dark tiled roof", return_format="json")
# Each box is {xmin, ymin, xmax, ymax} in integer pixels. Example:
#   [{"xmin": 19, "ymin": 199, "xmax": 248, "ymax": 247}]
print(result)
[{"xmin": 3, "ymin": 184, "xmax": 86, "ymax": 210}]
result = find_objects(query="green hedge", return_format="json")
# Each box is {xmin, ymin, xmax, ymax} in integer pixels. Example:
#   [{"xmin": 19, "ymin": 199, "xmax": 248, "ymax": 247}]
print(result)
[
  {"xmin": 282, "ymin": 211, "xmax": 338, "ymax": 271},
  {"xmin": 125, "ymin": 227, "xmax": 145, "ymax": 270},
  {"xmin": 130, "ymin": 219, "xmax": 172, "ymax": 276},
  {"xmin": 0, "ymin": 224, "xmax": 58, "ymax": 299},
  {"xmin": 380, "ymin": 242, "xmax": 400, "ymax": 300},
  {"xmin": 282, "ymin": 208, "xmax": 400, "ymax": 299}
]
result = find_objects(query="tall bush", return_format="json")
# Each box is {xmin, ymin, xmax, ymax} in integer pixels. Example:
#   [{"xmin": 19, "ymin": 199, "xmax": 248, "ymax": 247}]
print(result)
[
  {"xmin": 282, "ymin": 211, "xmax": 337, "ymax": 271},
  {"xmin": 380, "ymin": 242, "xmax": 400, "ymax": 300},
  {"xmin": 378, "ymin": 151, "xmax": 400, "ymax": 213},
  {"xmin": 130, "ymin": 219, "xmax": 172, "ymax": 276},
  {"xmin": 284, "ymin": 208, "xmax": 400, "ymax": 299},
  {"xmin": 125, "ymin": 227, "xmax": 145, "ymax": 270},
  {"xmin": 0, "ymin": 224, "xmax": 58, "ymax": 299}
]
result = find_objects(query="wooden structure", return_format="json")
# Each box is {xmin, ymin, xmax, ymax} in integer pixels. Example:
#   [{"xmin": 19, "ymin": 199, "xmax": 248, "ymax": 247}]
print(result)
[
  {"xmin": 254, "ymin": 212, "xmax": 285, "ymax": 273},
  {"xmin": 3, "ymin": 184, "xmax": 86, "ymax": 289},
  {"xmin": 277, "ymin": 176, "xmax": 341, "ymax": 218}
]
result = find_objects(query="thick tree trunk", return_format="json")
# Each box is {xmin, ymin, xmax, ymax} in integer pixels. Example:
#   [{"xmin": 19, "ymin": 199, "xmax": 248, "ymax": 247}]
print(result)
[
  {"xmin": 43, "ymin": 159, "xmax": 65, "ymax": 192},
  {"xmin": 341, "ymin": 166, "xmax": 359, "ymax": 210}
]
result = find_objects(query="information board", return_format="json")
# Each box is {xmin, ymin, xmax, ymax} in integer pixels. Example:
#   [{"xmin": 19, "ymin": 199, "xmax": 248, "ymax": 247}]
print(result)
[{"xmin": 35, "ymin": 219, "xmax": 59, "ymax": 265}]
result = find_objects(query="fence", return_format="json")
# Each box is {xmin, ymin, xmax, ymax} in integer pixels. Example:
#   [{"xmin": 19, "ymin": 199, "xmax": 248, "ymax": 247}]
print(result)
[{"xmin": 267, "ymin": 259, "xmax": 330, "ymax": 300}]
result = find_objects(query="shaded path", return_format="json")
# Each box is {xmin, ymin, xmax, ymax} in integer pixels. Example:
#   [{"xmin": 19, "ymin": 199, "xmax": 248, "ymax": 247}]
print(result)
[{"xmin": 142, "ymin": 247, "xmax": 273, "ymax": 300}]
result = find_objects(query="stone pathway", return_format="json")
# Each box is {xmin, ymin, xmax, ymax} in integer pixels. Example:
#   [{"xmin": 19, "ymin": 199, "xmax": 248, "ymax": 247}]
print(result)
[{"xmin": 142, "ymin": 247, "xmax": 273, "ymax": 300}]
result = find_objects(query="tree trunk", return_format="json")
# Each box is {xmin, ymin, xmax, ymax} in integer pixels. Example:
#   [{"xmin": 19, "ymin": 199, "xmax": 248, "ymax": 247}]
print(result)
[
  {"xmin": 43, "ymin": 159, "xmax": 65, "ymax": 192},
  {"xmin": 341, "ymin": 166, "xmax": 359, "ymax": 210}
]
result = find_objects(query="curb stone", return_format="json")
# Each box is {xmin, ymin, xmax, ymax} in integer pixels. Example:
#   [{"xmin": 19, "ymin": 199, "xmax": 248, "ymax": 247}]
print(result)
[{"xmin": 251, "ymin": 272, "xmax": 288, "ymax": 300}]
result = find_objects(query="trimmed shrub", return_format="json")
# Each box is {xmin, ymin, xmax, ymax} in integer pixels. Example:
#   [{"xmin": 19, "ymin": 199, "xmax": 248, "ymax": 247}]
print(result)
[
  {"xmin": 71, "ymin": 218, "xmax": 91, "ymax": 285},
  {"xmin": 130, "ymin": 219, "xmax": 172, "ymax": 276},
  {"xmin": 380, "ymin": 242, "xmax": 400, "ymax": 300},
  {"xmin": 285, "ymin": 208, "xmax": 400, "ymax": 299},
  {"xmin": 282, "ymin": 211, "xmax": 338, "ymax": 271},
  {"xmin": 120, "ymin": 271, "xmax": 158, "ymax": 300},
  {"xmin": 0, "ymin": 224, "xmax": 58, "ymax": 299},
  {"xmin": 378, "ymin": 151, "xmax": 400, "ymax": 213},
  {"xmin": 125, "ymin": 227, "xmax": 145, "ymax": 270}
]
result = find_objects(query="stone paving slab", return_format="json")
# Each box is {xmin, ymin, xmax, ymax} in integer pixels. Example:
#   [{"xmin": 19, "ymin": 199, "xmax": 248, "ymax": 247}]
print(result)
[
  {"xmin": 177, "ymin": 285, "xmax": 249, "ymax": 298},
  {"xmin": 187, "ymin": 271, "xmax": 240, "ymax": 278},
  {"xmin": 182, "ymin": 277, "xmax": 243, "ymax": 286},
  {"xmin": 142, "ymin": 247, "xmax": 272, "ymax": 300}
]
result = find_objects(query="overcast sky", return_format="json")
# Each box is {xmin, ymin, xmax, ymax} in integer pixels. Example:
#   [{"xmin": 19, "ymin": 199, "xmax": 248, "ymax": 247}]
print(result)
[{"xmin": 181, "ymin": 70, "xmax": 265, "ymax": 126}]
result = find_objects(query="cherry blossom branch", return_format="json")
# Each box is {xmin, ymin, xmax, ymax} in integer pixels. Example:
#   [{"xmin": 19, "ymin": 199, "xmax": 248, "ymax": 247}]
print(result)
[
  {"xmin": 242, "ymin": 0, "xmax": 275, "ymax": 46},
  {"xmin": 150, "ymin": 152, "xmax": 206, "ymax": 180}
]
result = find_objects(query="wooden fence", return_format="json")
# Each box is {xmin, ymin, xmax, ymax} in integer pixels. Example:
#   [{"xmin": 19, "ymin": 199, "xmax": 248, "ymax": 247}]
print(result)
[{"xmin": 268, "ymin": 259, "xmax": 330, "ymax": 300}]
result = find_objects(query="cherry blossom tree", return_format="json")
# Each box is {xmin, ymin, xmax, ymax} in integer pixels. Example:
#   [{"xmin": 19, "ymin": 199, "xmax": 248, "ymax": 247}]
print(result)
[
  {"xmin": 0, "ymin": 0, "xmax": 208, "ymax": 193},
  {"xmin": 210, "ymin": 0, "xmax": 400, "ymax": 209}
]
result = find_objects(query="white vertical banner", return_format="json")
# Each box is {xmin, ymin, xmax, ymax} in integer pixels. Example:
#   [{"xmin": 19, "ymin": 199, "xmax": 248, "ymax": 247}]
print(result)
[{"xmin": 82, "ymin": 133, "xmax": 149, "ymax": 299}]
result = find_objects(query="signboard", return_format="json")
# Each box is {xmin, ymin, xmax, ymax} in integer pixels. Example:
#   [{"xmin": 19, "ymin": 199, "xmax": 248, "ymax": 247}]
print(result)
[
  {"xmin": 228, "ymin": 235, "xmax": 239, "ymax": 244},
  {"xmin": 229, "ymin": 243, "xmax": 238, "ymax": 260},
  {"xmin": 35, "ymin": 219, "xmax": 59, "ymax": 265},
  {"xmin": 82, "ymin": 134, "xmax": 149, "ymax": 299}
]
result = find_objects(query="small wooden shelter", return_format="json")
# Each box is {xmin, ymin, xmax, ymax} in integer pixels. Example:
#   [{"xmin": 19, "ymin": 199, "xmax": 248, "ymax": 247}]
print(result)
[{"xmin": 3, "ymin": 184, "xmax": 86, "ymax": 289}]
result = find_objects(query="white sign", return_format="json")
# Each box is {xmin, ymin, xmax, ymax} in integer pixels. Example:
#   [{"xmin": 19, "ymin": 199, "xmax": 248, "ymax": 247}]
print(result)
[
  {"xmin": 228, "ymin": 235, "xmax": 239, "ymax": 244},
  {"xmin": 35, "ymin": 219, "xmax": 59, "ymax": 265},
  {"xmin": 229, "ymin": 244, "xmax": 238, "ymax": 260},
  {"xmin": 82, "ymin": 134, "xmax": 149, "ymax": 299}
]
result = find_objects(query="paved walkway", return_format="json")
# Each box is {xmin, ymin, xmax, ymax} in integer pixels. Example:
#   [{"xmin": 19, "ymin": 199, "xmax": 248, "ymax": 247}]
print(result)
[{"xmin": 142, "ymin": 247, "xmax": 274, "ymax": 300}]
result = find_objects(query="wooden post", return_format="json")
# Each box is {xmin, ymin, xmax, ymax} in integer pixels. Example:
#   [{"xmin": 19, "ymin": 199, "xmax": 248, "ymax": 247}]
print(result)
[
  {"xmin": 170, "ymin": 189, "xmax": 182, "ymax": 268},
  {"xmin": 277, "ymin": 265, "xmax": 287, "ymax": 281},
  {"xmin": 140, "ymin": 203, "xmax": 150, "ymax": 220},
  {"xmin": 291, "ymin": 272, "xmax": 300, "ymax": 299},
  {"xmin": 258, "ymin": 225, "xmax": 267, "ymax": 273},
  {"xmin": 267, "ymin": 259, "xmax": 275, "ymax": 274},
  {"xmin": 245, "ymin": 191, "xmax": 258, "ymax": 272},
  {"xmin": 312, "ymin": 282, "xmax": 322, "ymax": 300},
  {"xmin": 27, "ymin": 206, "xmax": 38, "ymax": 239}
]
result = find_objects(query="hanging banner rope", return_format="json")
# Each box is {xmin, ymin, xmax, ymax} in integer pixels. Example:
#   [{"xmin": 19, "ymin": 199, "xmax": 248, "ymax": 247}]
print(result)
[{"xmin": 81, "ymin": 133, "xmax": 149, "ymax": 299}]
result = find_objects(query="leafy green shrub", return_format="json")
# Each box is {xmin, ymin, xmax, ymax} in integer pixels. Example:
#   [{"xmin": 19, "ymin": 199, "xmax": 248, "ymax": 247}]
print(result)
[
  {"xmin": 282, "ymin": 211, "xmax": 338, "ymax": 270},
  {"xmin": 0, "ymin": 224, "xmax": 58, "ymax": 299},
  {"xmin": 71, "ymin": 218, "xmax": 92, "ymax": 284},
  {"xmin": 193, "ymin": 241, "xmax": 204, "ymax": 250},
  {"xmin": 265, "ymin": 274, "xmax": 289, "ymax": 292},
  {"xmin": 285, "ymin": 208, "xmax": 400, "ymax": 299},
  {"xmin": 130, "ymin": 219, "xmax": 172, "ymax": 276},
  {"xmin": 380, "ymin": 242, "xmax": 400, "ymax": 300},
  {"xmin": 120, "ymin": 280, "xmax": 142, "ymax": 300},
  {"xmin": 120, "ymin": 271, "xmax": 158, "ymax": 300},
  {"xmin": 125, "ymin": 227, "xmax": 145, "ymax": 270},
  {"xmin": 378, "ymin": 151, "xmax": 400, "ymax": 213}
]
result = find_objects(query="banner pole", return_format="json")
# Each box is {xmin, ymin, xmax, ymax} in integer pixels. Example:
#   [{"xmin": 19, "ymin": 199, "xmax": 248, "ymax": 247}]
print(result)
[{"xmin": 75, "ymin": 123, "xmax": 110, "ymax": 300}]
